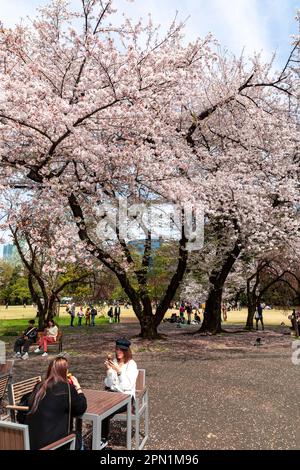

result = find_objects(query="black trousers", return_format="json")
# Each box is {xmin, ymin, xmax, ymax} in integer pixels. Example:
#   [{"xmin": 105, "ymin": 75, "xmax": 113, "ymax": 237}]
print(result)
[
  {"xmin": 256, "ymin": 317, "xmax": 264, "ymax": 330},
  {"xmin": 101, "ymin": 404, "xmax": 127, "ymax": 440},
  {"xmin": 14, "ymin": 337, "xmax": 34, "ymax": 353}
]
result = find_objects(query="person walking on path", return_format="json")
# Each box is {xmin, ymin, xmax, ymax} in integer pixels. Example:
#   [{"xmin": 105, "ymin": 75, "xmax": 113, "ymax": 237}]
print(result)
[
  {"xmin": 255, "ymin": 302, "xmax": 264, "ymax": 331},
  {"xmin": 114, "ymin": 303, "xmax": 121, "ymax": 323}
]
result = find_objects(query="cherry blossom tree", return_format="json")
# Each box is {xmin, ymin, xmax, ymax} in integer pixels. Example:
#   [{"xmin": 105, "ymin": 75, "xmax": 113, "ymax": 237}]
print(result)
[
  {"xmin": 1, "ymin": 193, "xmax": 93, "ymax": 328},
  {"xmin": 0, "ymin": 0, "xmax": 299, "ymax": 338},
  {"xmin": 181, "ymin": 36, "xmax": 300, "ymax": 333}
]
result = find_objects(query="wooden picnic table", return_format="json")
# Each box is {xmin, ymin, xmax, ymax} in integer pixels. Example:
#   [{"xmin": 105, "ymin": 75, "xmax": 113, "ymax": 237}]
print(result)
[{"xmin": 81, "ymin": 389, "xmax": 132, "ymax": 450}]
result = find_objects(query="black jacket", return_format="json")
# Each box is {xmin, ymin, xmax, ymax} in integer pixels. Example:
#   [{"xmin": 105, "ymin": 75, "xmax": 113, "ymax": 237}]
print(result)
[
  {"xmin": 23, "ymin": 381, "xmax": 87, "ymax": 450},
  {"xmin": 23, "ymin": 326, "xmax": 38, "ymax": 342}
]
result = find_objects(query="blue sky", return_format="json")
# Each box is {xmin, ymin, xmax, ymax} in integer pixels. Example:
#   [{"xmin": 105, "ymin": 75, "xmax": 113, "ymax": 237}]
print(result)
[{"xmin": 0, "ymin": 0, "xmax": 299, "ymax": 68}]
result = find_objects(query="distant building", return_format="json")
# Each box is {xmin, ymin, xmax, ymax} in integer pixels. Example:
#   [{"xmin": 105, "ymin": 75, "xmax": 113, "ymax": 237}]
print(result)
[
  {"xmin": 3, "ymin": 244, "xmax": 14, "ymax": 261},
  {"xmin": 2, "ymin": 244, "xmax": 21, "ymax": 265}
]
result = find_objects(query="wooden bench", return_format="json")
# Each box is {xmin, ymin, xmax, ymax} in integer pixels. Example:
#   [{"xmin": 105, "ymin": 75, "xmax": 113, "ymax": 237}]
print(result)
[
  {"xmin": 7, "ymin": 376, "xmax": 42, "ymax": 422},
  {"xmin": 0, "ymin": 374, "xmax": 10, "ymax": 421},
  {"xmin": 29, "ymin": 331, "xmax": 63, "ymax": 354},
  {"xmin": 0, "ymin": 421, "xmax": 76, "ymax": 450},
  {"xmin": 112, "ymin": 368, "xmax": 149, "ymax": 450}
]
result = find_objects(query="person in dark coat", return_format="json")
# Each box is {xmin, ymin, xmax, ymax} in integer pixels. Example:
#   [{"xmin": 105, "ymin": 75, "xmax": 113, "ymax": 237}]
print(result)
[
  {"xmin": 114, "ymin": 303, "xmax": 121, "ymax": 323},
  {"xmin": 13, "ymin": 319, "xmax": 38, "ymax": 360},
  {"xmin": 21, "ymin": 356, "xmax": 87, "ymax": 450}
]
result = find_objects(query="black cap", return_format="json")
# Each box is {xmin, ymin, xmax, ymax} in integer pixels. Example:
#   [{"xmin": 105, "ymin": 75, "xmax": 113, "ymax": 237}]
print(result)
[{"xmin": 116, "ymin": 337, "xmax": 131, "ymax": 350}]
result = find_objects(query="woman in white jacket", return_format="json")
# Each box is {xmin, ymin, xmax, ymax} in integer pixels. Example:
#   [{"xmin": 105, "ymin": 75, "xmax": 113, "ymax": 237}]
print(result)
[{"xmin": 101, "ymin": 337, "xmax": 138, "ymax": 448}]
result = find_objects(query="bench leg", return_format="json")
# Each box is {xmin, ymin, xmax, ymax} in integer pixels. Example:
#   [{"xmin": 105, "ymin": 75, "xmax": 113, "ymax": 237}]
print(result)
[
  {"xmin": 140, "ymin": 390, "xmax": 149, "ymax": 450},
  {"xmin": 135, "ymin": 399, "xmax": 140, "ymax": 450},
  {"xmin": 145, "ymin": 390, "xmax": 149, "ymax": 438}
]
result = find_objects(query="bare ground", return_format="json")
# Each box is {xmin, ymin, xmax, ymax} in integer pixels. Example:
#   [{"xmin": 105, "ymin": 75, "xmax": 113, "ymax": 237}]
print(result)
[{"xmin": 2, "ymin": 321, "xmax": 300, "ymax": 450}]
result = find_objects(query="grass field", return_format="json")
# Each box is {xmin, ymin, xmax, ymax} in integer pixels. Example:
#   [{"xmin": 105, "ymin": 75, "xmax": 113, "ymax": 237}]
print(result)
[{"xmin": 0, "ymin": 305, "xmax": 293, "ymax": 326}]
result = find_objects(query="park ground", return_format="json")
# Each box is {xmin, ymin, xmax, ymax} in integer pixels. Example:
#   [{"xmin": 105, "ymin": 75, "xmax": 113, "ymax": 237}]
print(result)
[
  {"xmin": 1, "ymin": 309, "xmax": 300, "ymax": 450},
  {"xmin": 0, "ymin": 305, "xmax": 293, "ymax": 325}
]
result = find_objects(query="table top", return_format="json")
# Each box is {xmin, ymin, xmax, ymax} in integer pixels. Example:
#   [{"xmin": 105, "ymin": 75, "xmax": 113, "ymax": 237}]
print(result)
[{"xmin": 82, "ymin": 388, "xmax": 130, "ymax": 416}]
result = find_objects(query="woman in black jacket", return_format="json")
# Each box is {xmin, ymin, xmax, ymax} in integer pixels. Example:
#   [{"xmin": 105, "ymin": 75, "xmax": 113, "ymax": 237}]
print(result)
[{"xmin": 23, "ymin": 356, "xmax": 87, "ymax": 450}]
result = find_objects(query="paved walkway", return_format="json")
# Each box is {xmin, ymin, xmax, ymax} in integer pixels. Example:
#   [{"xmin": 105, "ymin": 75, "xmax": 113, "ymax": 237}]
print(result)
[{"xmin": 4, "ymin": 322, "xmax": 299, "ymax": 449}]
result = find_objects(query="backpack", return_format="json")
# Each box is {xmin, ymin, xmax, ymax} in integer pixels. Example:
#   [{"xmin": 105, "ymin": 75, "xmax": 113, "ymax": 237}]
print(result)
[{"xmin": 107, "ymin": 308, "xmax": 113, "ymax": 317}]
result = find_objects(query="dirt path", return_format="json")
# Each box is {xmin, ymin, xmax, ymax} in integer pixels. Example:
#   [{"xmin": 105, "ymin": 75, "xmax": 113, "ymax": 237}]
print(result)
[{"xmin": 3, "ymin": 322, "xmax": 300, "ymax": 450}]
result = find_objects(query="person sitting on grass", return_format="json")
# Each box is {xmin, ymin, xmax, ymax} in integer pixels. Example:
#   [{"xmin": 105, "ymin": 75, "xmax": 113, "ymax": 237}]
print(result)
[
  {"xmin": 100, "ymin": 337, "xmax": 138, "ymax": 449},
  {"xmin": 34, "ymin": 319, "xmax": 58, "ymax": 357},
  {"xmin": 14, "ymin": 319, "xmax": 38, "ymax": 360}
]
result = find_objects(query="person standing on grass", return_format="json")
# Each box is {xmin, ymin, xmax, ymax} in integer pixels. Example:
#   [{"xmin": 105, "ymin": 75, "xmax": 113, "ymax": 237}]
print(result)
[
  {"xmin": 186, "ymin": 302, "xmax": 193, "ymax": 325},
  {"xmin": 107, "ymin": 306, "xmax": 113, "ymax": 323},
  {"xmin": 77, "ymin": 306, "xmax": 84, "ymax": 326},
  {"xmin": 85, "ymin": 307, "xmax": 91, "ymax": 326},
  {"xmin": 222, "ymin": 303, "xmax": 227, "ymax": 321},
  {"xmin": 114, "ymin": 303, "xmax": 121, "ymax": 323},
  {"xmin": 179, "ymin": 302, "xmax": 185, "ymax": 322},
  {"xmin": 14, "ymin": 319, "xmax": 38, "ymax": 360},
  {"xmin": 90, "ymin": 305, "xmax": 97, "ymax": 326},
  {"xmin": 69, "ymin": 302, "xmax": 76, "ymax": 327},
  {"xmin": 255, "ymin": 302, "xmax": 264, "ymax": 331},
  {"xmin": 34, "ymin": 319, "xmax": 58, "ymax": 357}
]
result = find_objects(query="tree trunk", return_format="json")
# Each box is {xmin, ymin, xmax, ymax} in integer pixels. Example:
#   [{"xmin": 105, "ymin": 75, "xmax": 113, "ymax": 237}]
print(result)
[
  {"xmin": 199, "ymin": 285, "xmax": 222, "ymax": 334},
  {"xmin": 28, "ymin": 274, "xmax": 46, "ymax": 330},
  {"xmin": 139, "ymin": 312, "xmax": 160, "ymax": 339},
  {"xmin": 46, "ymin": 295, "xmax": 57, "ymax": 321},
  {"xmin": 198, "ymin": 238, "xmax": 242, "ymax": 334},
  {"xmin": 128, "ymin": 294, "xmax": 160, "ymax": 339},
  {"xmin": 245, "ymin": 302, "xmax": 256, "ymax": 330}
]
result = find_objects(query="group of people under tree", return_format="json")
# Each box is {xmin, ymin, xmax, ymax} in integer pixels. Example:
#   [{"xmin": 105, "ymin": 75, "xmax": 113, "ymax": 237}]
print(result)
[
  {"xmin": 15, "ymin": 337, "xmax": 137, "ymax": 450},
  {"xmin": 66, "ymin": 303, "xmax": 98, "ymax": 327},
  {"xmin": 107, "ymin": 304, "xmax": 121, "ymax": 323},
  {"xmin": 167, "ymin": 301, "xmax": 201, "ymax": 325}
]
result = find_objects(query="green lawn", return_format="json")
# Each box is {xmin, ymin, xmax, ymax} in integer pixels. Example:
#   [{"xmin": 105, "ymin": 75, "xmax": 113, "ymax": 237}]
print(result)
[{"xmin": 0, "ymin": 316, "xmax": 109, "ymax": 337}]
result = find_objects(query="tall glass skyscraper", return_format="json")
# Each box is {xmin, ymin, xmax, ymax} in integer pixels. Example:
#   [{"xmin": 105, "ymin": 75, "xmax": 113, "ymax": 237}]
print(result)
[{"xmin": 3, "ymin": 244, "xmax": 14, "ymax": 261}]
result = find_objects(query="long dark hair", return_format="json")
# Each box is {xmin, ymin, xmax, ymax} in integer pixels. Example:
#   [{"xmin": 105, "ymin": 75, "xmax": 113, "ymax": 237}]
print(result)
[{"xmin": 29, "ymin": 357, "xmax": 68, "ymax": 414}]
